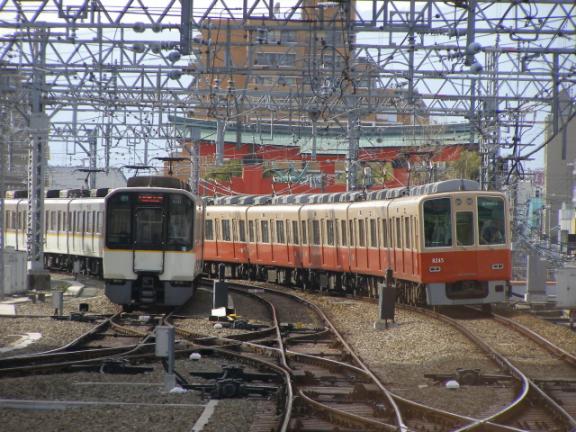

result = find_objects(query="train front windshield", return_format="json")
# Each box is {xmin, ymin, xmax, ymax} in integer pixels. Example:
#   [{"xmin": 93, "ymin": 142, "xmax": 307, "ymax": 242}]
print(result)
[{"xmin": 106, "ymin": 192, "xmax": 194, "ymax": 250}]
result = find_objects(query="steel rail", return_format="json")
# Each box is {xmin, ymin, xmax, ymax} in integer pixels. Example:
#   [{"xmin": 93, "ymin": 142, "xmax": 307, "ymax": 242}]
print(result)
[{"xmin": 407, "ymin": 305, "xmax": 576, "ymax": 431}]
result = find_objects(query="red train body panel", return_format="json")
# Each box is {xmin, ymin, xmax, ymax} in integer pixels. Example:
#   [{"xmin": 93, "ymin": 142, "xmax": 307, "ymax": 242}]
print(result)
[{"xmin": 203, "ymin": 187, "xmax": 511, "ymax": 306}]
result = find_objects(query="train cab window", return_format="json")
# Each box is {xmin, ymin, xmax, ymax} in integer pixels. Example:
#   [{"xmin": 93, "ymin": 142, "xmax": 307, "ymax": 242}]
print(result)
[
  {"xmin": 106, "ymin": 193, "xmax": 132, "ymax": 247},
  {"xmin": 222, "ymin": 219, "xmax": 231, "ymax": 241},
  {"xmin": 261, "ymin": 220, "xmax": 270, "ymax": 243},
  {"xmin": 369, "ymin": 219, "xmax": 377, "ymax": 247},
  {"xmin": 301, "ymin": 221, "xmax": 307, "ymax": 245},
  {"xmin": 205, "ymin": 220, "xmax": 214, "ymax": 240},
  {"xmin": 167, "ymin": 195, "xmax": 194, "ymax": 249},
  {"xmin": 423, "ymin": 198, "xmax": 452, "ymax": 248},
  {"xmin": 292, "ymin": 221, "xmax": 299, "ymax": 244},
  {"xmin": 326, "ymin": 220, "xmax": 334, "ymax": 246},
  {"xmin": 276, "ymin": 220, "xmax": 285, "ymax": 243},
  {"xmin": 340, "ymin": 220, "xmax": 347, "ymax": 246},
  {"xmin": 312, "ymin": 220, "xmax": 320, "ymax": 245},
  {"xmin": 456, "ymin": 212, "xmax": 474, "ymax": 246},
  {"xmin": 248, "ymin": 220, "xmax": 255, "ymax": 242},
  {"xmin": 239, "ymin": 220, "xmax": 246, "ymax": 242},
  {"xmin": 404, "ymin": 218, "xmax": 411, "ymax": 249},
  {"xmin": 135, "ymin": 208, "xmax": 163, "ymax": 244},
  {"xmin": 358, "ymin": 220, "xmax": 365, "ymax": 247},
  {"xmin": 478, "ymin": 197, "xmax": 505, "ymax": 245}
]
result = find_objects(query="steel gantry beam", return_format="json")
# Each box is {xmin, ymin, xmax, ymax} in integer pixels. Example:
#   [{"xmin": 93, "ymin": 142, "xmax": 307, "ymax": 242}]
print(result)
[{"xmin": 0, "ymin": 0, "xmax": 575, "ymax": 274}]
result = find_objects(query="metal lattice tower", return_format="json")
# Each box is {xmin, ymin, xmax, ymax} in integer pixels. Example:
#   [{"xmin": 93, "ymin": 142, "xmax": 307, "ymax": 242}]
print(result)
[{"xmin": 0, "ymin": 0, "xmax": 575, "ymax": 271}]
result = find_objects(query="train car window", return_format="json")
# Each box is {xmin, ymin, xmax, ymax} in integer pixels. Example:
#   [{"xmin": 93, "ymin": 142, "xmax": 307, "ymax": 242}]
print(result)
[
  {"xmin": 106, "ymin": 193, "xmax": 132, "ymax": 248},
  {"xmin": 82, "ymin": 212, "xmax": 86, "ymax": 234},
  {"xmin": 261, "ymin": 220, "xmax": 270, "ymax": 243},
  {"xmin": 205, "ymin": 220, "xmax": 214, "ymax": 240},
  {"xmin": 86, "ymin": 212, "xmax": 92, "ymax": 233},
  {"xmin": 286, "ymin": 220, "xmax": 291, "ymax": 243},
  {"xmin": 96, "ymin": 212, "xmax": 101, "ymax": 234},
  {"xmin": 382, "ymin": 220, "xmax": 388, "ymax": 248},
  {"xmin": 396, "ymin": 218, "xmax": 402, "ymax": 248},
  {"xmin": 312, "ymin": 220, "xmax": 320, "ymax": 245},
  {"xmin": 63, "ymin": 212, "xmax": 68, "ymax": 232},
  {"xmin": 326, "ymin": 220, "xmax": 335, "ymax": 246},
  {"xmin": 276, "ymin": 220, "xmax": 285, "ymax": 243},
  {"xmin": 222, "ymin": 220, "xmax": 231, "ymax": 241},
  {"xmin": 301, "ymin": 220, "xmax": 307, "ymax": 245},
  {"xmin": 167, "ymin": 195, "xmax": 194, "ymax": 249},
  {"xmin": 478, "ymin": 197, "xmax": 505, "ymax": 245},
  {"xmin": 404, "ymin": 218, "xmax": 411, "ymax": 249},
  {"xmin": 72, "ymin": 212, "xmax": 76, "ymax": 233},
  {"xmin": 456, "ymin": 212, "xmax": 474, "ymax": 246},
  {"xmin": 423, "ymin": 198, "xmax": 452, "ymax": 247},
  {"xmin": 292, "ymin": 221, "xmax": 299, "ymax": 244},
  {"xmin": 248, "ymin": 220, "xmax": 255, "ymax": 242},
  {"xmin": 349, "ymin": 220, "xmax": 354, "ymax": 246},
  {"xmin": 340, "ymin": 220, "xmax": 347, "ymax": 246},
  {"xmin": 370, "ymin": 219, "xmax": 377, "ymax": 247},
  {"xmin": 239, "ymin": 220, "xmax": 246, "ymax": 242},
  {"xmin": 232, "ymin": 220, "xmax": 237, "ymax": 241},
  {"xmin": 358, "ymin": 219, "xmax": 366, "ymax": 247},
  {"xmin": 270, "ymin": 219, "xmax": 276, "ymax": 243}
]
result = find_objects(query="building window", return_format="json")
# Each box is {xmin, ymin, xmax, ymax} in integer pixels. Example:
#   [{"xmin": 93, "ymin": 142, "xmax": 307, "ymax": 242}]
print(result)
[{"xmin": 256, "ymin": 52, "xmax": 296, "ymax": 67}]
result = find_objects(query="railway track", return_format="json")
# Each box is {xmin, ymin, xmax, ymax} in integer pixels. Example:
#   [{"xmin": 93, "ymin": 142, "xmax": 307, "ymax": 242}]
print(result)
[
  {"xmin": 187, "ymin": 280, "xmax": 541, "ymax": 431},
  {"xmin": 0, "ymin": 312, "xmax": 163, "ymax": 376},
  {"xmin": 403, "ymin": 305, "xmax": 575, "ymax": 431}
]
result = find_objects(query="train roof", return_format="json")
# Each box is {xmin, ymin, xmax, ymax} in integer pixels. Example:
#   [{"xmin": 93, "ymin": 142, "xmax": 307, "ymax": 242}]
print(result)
[{"xmin": 204, "ymin": 179, "xmax": 482, "ymax": 207}]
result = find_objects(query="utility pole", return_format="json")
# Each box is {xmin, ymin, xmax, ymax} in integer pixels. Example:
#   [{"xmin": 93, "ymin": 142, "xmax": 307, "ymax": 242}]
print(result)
[
  {"xmin": 0, "ymin": 70, "xmax": 7, "ymax": 299},
  {"xmin": 27, "ymin": 29, "xmax": 50, "ymax": 292},
  {"xmin": 189, "ymin": 127, "xmax": 200, "ymax": 195}
]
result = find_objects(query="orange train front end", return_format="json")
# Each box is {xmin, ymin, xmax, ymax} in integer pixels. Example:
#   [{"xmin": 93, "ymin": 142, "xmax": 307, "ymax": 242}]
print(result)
[{"xmin": 416, "ymin": 191, "xmax": 512, "ymax": 305}]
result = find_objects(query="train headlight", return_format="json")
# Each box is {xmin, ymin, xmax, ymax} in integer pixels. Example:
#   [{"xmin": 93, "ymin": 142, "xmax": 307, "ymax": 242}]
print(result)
[
  {"xmin": 491, "ymin": 263, "xmax": 504, "ymax": 270},
  {"xmin": 429, "ymin": 266, "xmax": 441, "ymax": 273}
]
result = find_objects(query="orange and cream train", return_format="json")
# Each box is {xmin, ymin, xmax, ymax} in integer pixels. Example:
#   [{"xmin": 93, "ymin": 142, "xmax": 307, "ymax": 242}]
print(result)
[{"xmin": 203, "ymin": 180, "xmax": 512, "ymax": 306}]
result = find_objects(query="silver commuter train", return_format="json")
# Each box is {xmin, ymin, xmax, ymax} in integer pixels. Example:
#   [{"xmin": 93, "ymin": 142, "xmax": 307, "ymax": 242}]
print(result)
[{"xmin": 3, "ymin": 176, "xmax": 204, "ymax": 309}]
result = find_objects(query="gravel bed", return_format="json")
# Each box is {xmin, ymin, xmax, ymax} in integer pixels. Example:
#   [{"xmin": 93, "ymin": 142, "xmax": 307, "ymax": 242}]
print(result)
[
  {"xmin": 16, "ymin": 293, "xmax": 117, "ymax": 316},
  {"xmin": 0, "ymin": 317, "xmax": 96, "ymax": 358},
  {"xmin": 0, "ymin": 356, "xmax": 268, "ymax": 432},
  {"xmin": 292, "ymin": 292, "xmax": 516, "ymax": 417},
  {"xmin": 508, "ymin": 313, "xmax": 576, "ymax": 356},
  {"xmin": 458, "ymin": 316, "xmax": 576, "ymax": 379}
]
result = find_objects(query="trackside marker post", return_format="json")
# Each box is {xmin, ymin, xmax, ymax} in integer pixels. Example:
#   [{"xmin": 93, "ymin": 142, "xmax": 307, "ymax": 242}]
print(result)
[{"xmin": 155, "ymin": 326, "xmax": 176, "ymax": 391}]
